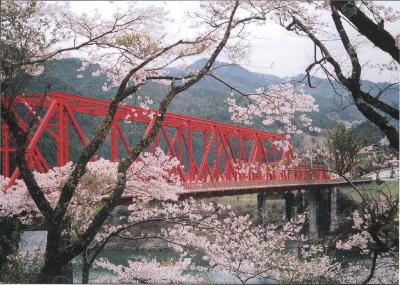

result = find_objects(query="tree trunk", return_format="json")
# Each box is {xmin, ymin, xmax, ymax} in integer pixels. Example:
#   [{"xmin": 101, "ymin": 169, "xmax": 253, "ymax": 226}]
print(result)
[
  {"xmin": 81, "ymin": 254, "xmax": 91, "ymax": 284},
  {"xmin": 362, "ymin": 251, "xmax": 378, "ymax": 284},
  {"xmin": 36, "ymin": 227, "xmax": 74, "ymax": 283},
  {"xmin": 351, "ymin": 89, "xmax": 399, "ymax": 150},
  {"xmin": 37, "ymin": 261, "xmax": 74, "ymax": 283},
  {"xmin": 332, "ymin": 0, "xmax": 399, "ymax": 63}
]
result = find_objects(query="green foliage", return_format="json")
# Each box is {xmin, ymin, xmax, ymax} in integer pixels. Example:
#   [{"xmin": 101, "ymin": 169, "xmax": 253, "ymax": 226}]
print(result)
[
  {"xmin": 2, "ymin": 0, "xmax": 48, "ymax": 62},
  {"xmin": 0, "ymin": 253, "xmax": 43, "ymax": 283},
  {"xmin": 0, "ymin": 217, "xmax": 38, "ymax": 283},
  {"xmin": 352, "ymin": 121, "xmax": 384, "ymax": 145},
  {"xmin": 325, "ymin": 123, "xmax": 367, "ymax": 175},
  {"xmin": 0, "ymin": 216, "xmax": 22, "ymax": 271}
]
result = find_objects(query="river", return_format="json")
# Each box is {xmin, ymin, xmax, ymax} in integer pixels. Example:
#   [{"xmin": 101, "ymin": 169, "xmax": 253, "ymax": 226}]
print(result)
[
  {"xmin": 19, "ymin": 231, "xmax": 275, "ymax": 284},
  {"xmin": 19, "ymin": 231, "xmax": 383, "ymax": 284}
]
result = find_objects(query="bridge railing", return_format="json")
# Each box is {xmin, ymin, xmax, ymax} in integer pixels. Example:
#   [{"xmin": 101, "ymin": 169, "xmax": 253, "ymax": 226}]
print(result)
[
  {"xmin": 181, "ymin": 163, "xmax": 330, "ymax": 190},
  {"xmin": 182, "ymin": 178, "xmax": 327, "ymax": 192}
]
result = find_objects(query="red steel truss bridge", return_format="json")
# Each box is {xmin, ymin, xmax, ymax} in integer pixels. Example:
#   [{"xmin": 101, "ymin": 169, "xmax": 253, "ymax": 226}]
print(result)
[{"xmin": 1, "ymin": 92, "xmax": 332, "ymax": 195}]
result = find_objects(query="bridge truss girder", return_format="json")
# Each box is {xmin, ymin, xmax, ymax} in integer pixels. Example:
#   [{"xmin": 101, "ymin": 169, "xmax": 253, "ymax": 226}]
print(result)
[{"xmin": 2, "ymin": 92, "xmax": 328, "ymax": 187}]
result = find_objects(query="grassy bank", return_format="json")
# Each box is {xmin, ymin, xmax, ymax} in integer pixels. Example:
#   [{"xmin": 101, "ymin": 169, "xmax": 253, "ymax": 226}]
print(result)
[{"xmin": 338, "ymin": 181, "xmax": 399, "ymax": 203}]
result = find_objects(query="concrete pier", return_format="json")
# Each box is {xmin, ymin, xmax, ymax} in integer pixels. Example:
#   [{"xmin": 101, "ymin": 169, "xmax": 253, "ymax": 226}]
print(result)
[
  {"xmin": 257, "ymin": 192, "xmax": 267, "ymax": 225},
  {"xmin": 306, "ymin": 190, "xmax": 318, "ymax": 238},
  {"xmin": 284, "ymin": 191, "xmax": 295, "ymax": 220},
  {"xmin": 330, "ymin": 186, "xmax": 338, "ymax": 232},
  {"xmin": 256, "ymin": 186, "xmax": 339, "ymax": 238}
]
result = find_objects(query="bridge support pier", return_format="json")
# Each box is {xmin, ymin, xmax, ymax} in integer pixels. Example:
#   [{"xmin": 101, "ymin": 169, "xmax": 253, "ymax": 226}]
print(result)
[
  {"xmin": 330, "ymin": 186, "xmax": 338, "ymax": 232},
  {"xmin": 295, "ymin": 190, "xmax": 306, "ymax": 214},
  {"xmin": 300, "ymin": 187, "xmax": 339, "ymax": 238},
  {"xmin": 306, "ymin": 190, "xmax": 318, "ymax": 239},
  {"xmin": 255, "ymin": 186, "xmax": 339, "ymax": 237},
  {"xmin": 318, "ymin": 188, "xmax": 332, "ymax": 235},
  {"xmin": 284, "ymin": 191, "xmax": 295, "ymax": 220},
  {"xmin": 257, "ymin": 192, "xmax": 267, "ymax": 225}
]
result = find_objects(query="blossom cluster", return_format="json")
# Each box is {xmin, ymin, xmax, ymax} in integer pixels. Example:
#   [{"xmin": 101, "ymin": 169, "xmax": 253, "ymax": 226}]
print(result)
[
  {"xmin": 2, "ymin": 152, "xmax": 398, "ymax": 283},
  {"xmin": 226, "ymin": 81, "xmax": 319, "ymax": 134},
  {"xmin": 0, "ymin": 149, "xmax": 182, "ymax": 231},
  {"xmin": 336, "ymin": 195, "xmax": 398, "ymax": 256},
  {"xmin": 93, "ymin": 200, "xmax": 346, "ymax": 284},
  {"xmin": 95, "ymin": 256, "xmax": 199, "ymax": 283}
]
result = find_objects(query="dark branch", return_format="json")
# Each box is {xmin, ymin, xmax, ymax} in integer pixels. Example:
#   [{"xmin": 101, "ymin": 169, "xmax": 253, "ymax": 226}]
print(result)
[
  {"xmin": 332, "ymin": 1, "xmax": 399, "ymax": 63},
  {"xmin": 0, "ymin": 104, "xmax": 54, "ymax": 218},
  {"xmin": 65, "ymin": 0, "xmax": 241, "ymax": 260}
]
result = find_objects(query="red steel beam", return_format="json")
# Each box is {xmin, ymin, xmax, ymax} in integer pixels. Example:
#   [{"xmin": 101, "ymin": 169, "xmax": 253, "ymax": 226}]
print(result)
[
  {"xmin": 1, "ymin": 92, "xmax": 329, "ymax": 190},
  {"xmin": 1, "ymin": 122, "xmax": 10, "ymax": 177}
]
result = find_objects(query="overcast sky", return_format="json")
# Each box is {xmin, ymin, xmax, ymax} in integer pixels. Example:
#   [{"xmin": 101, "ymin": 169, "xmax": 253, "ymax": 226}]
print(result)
[{"xmin": 69, "ymin": 1, "xmax": 399, "ymax": 83}]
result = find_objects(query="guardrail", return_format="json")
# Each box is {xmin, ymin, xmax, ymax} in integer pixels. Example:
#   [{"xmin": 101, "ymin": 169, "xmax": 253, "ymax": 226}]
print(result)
[{"xmin": 181, "ymin": 177, "xmax": 373, "ymax": 193}]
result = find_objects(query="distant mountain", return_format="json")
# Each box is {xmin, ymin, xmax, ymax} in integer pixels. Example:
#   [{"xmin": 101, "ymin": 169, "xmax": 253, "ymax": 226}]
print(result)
[
  {"xmin": 166, "ymin": 58, "xmax": 398, "ymax": 127},
  {"xmin": 21, "ymin": 57, "xmax": 397, "ymax": 149}
]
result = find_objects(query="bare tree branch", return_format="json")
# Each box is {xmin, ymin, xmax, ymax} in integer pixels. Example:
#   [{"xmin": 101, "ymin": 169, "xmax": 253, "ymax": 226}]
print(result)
[{"xmin": 331, "ymin": 0, "xmax": 399, "ymax": 63}]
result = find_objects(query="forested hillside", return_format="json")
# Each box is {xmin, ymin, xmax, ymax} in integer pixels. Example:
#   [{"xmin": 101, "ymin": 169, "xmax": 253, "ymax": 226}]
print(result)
[{"xmin": 20, "ymin": 58, "xmax": 395, "ymax": 153}]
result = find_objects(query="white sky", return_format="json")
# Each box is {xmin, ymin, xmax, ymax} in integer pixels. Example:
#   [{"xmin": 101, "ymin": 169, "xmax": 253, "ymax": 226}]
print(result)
[{"xmin": 68, "ymin": 1, "xmax": 399, "ymax": 83}]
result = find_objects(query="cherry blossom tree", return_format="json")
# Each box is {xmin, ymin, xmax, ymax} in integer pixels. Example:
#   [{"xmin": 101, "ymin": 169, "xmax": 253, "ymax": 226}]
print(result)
[
  {"xmin": 330, "ymin": 1, "xmax": 399, "ymax": 63},
  {"xmin": 0, "ymin": 0, "xmax": 256, "ymax": 281},
  {"xmin": 1, "ymin": 150, "xmax": 206, "ymax": 283},
  {"xmin": 94, "ymin": 256, "xmax": 200, "ymax": 283},
  {"xmin": 95, "ymin": 202, "xmax": 398, "ymax": 284},
  {"xmin": 0, "ymin": 157, "xmax": 325, "ymax": 284},
  {"xmin": 94, "ymin": 206, "xmax": 333, "ymax": 284},
  {"xmin": 207, "ymin": 1, "xmax": 399, "ymax": 149},
  {"xmin": 2, "ymin": 0, "xmax": 303, "ymax": 282},
  {"xmin": 274, "ymin": 0, "xmax": 399, "ymax": 150},
  {"xmin": 3, "ymin": 153, "xmax": 397, "ymax": 284},
  {"xmin": 336, "ymin": 186, "xmax": 399, "ymax": 284},
  {"xmin": 2, "ymin": 1, "xmax": 398, "ymax": 283}
]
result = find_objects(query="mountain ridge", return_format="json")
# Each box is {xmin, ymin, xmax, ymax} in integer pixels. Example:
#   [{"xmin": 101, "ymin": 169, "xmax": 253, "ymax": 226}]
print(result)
[{"xmin": 21, "ymin": 57, "xmax": 396, "ymax": 147}]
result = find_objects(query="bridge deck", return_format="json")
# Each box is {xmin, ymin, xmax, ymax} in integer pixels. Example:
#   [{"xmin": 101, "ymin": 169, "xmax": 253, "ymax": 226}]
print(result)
[
  {"xmin": 178, "ymin": 178, "xmax": 373, "ymax": 198},
  {"xmin": 112, "ymin": 178, "xmax": 373, "ymax": 202}
]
